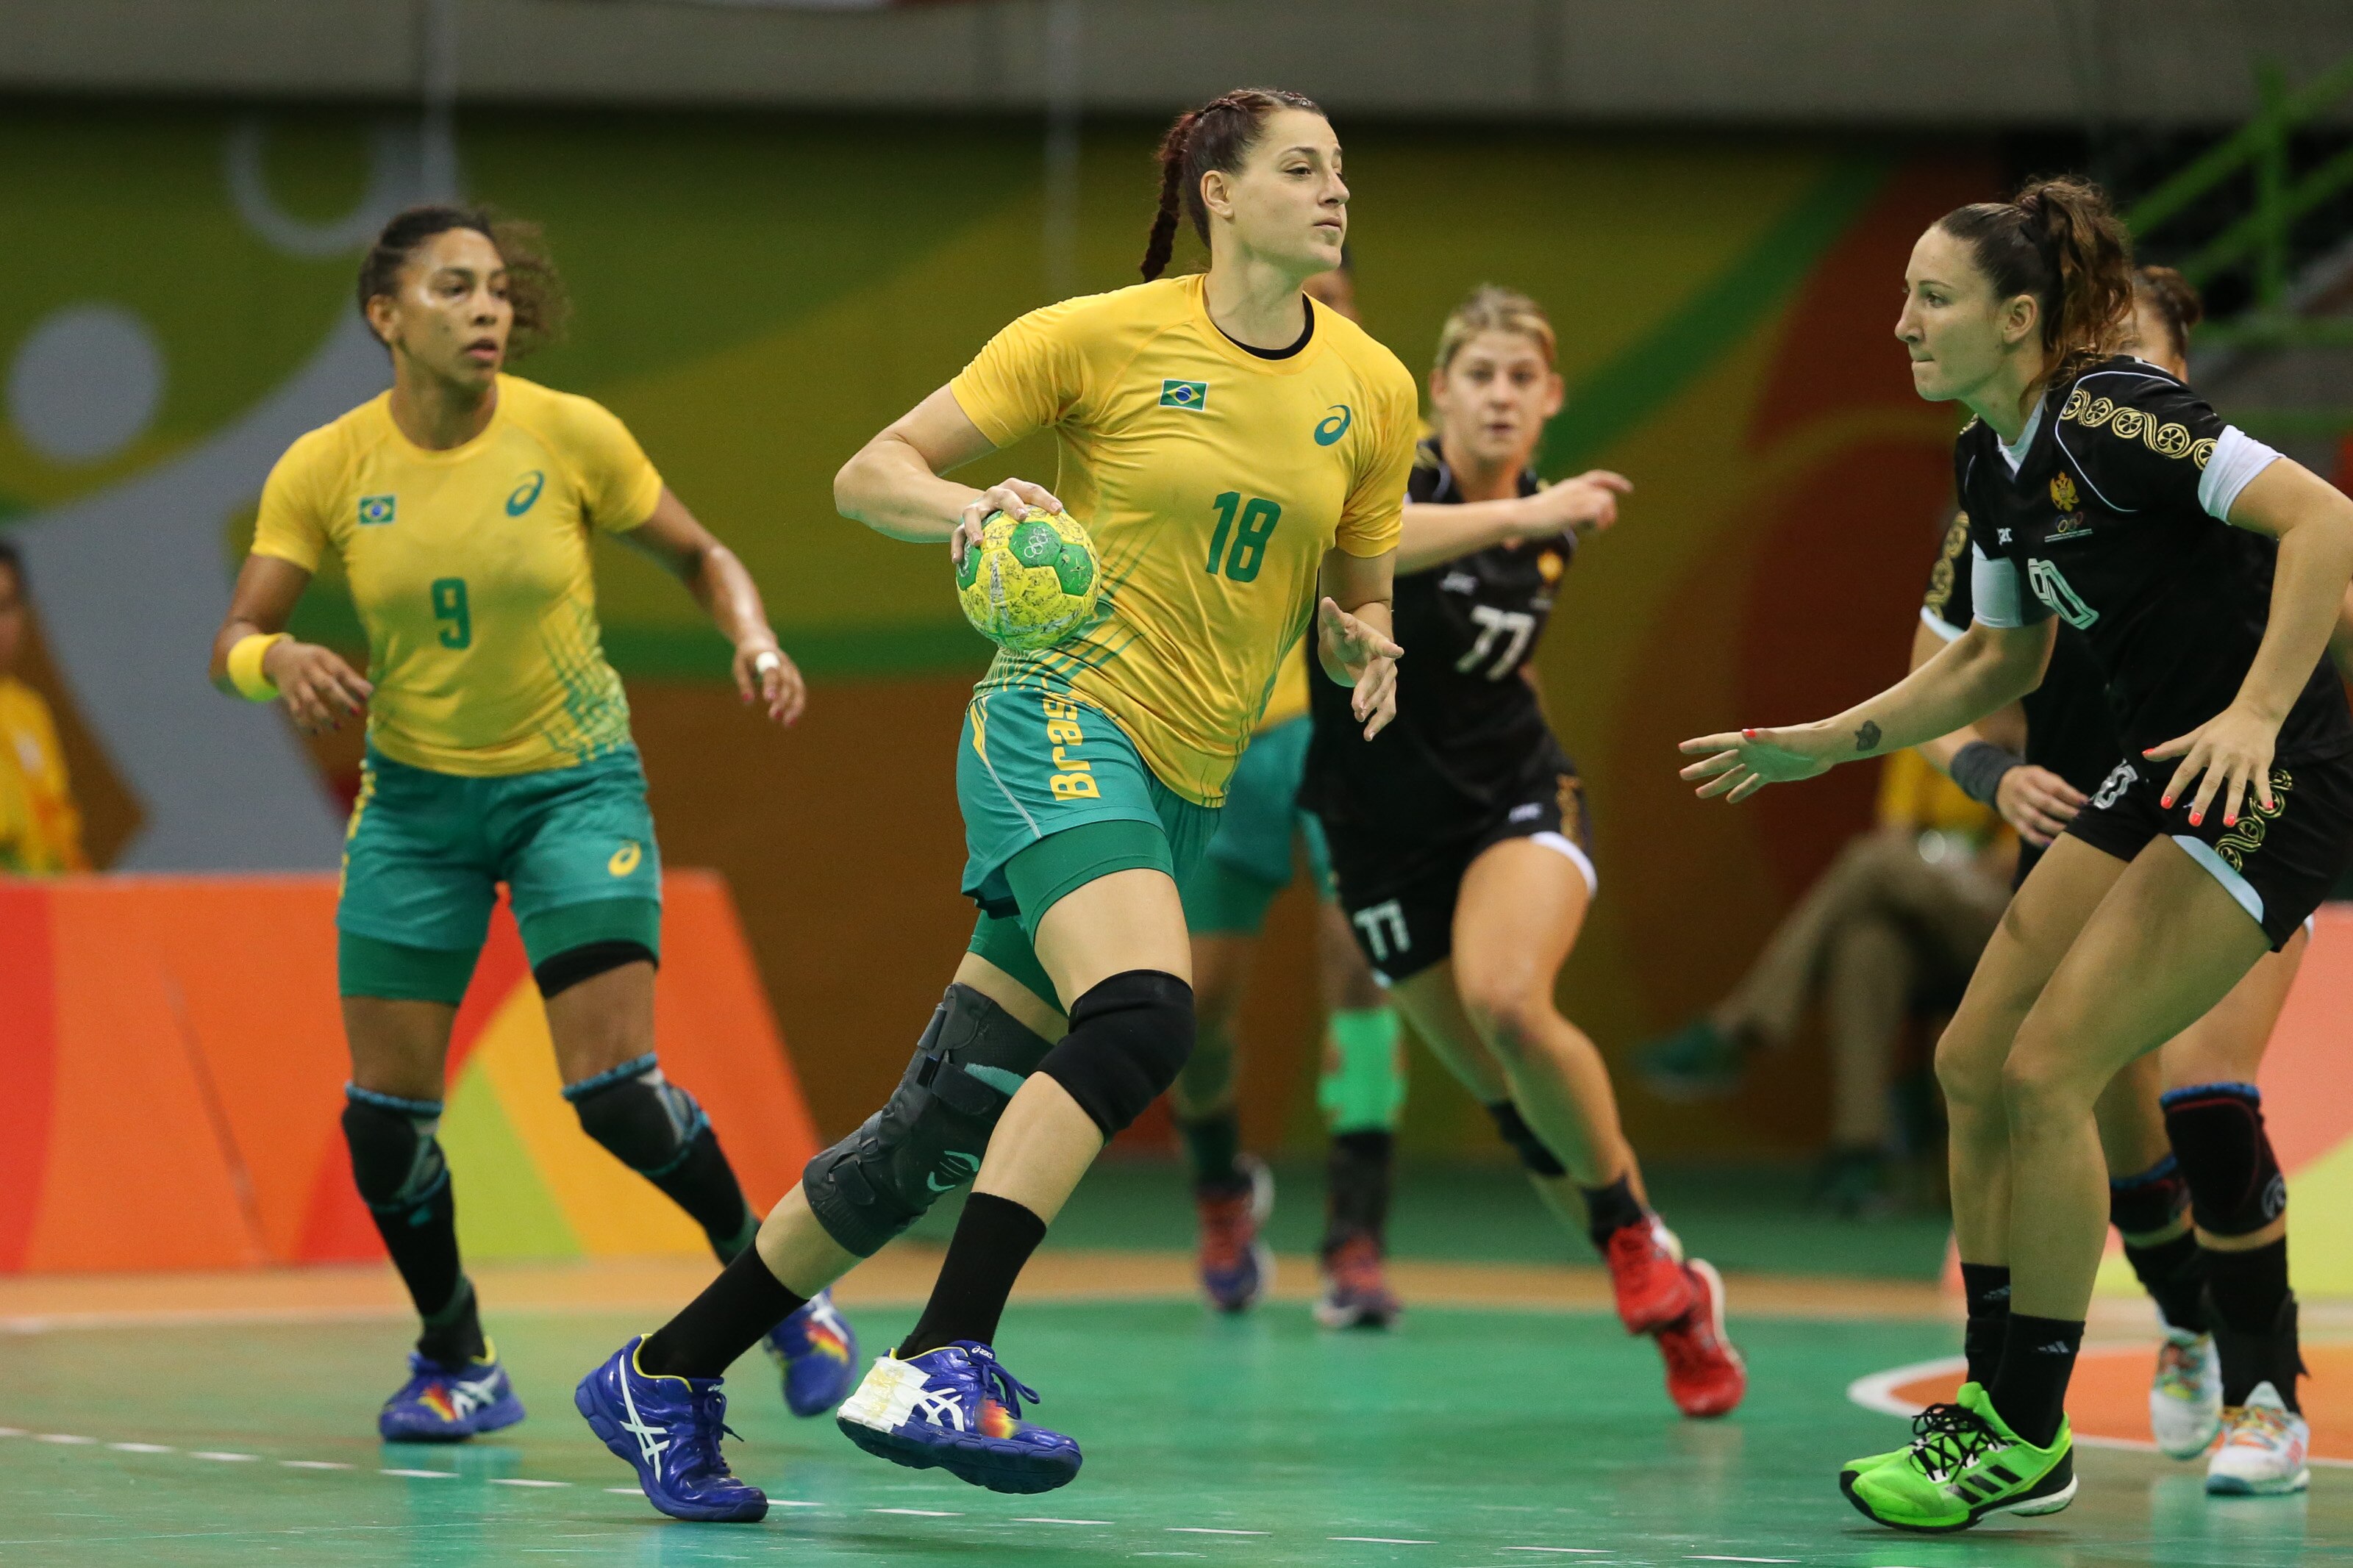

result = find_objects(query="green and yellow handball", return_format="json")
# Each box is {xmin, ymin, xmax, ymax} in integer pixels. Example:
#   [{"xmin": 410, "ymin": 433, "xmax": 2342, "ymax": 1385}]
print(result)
[{"xmin": 954, "ymin": 508, "xmax": 1101, "ymax": 653}]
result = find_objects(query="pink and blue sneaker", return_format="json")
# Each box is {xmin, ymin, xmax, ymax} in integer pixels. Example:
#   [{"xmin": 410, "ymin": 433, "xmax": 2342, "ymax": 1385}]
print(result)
[
  {"xmin": 835, "ymin": 1340, "xmax": 1082, "ymax": 1494},
  {"xmin": 764, "ymin": 1289, "xmax": 860, "ymax": 1417},
  {"xmin": 378, "ymin": 1347, "xmax": 525, "ymax": 1442},
  {"xmin": 575, "ymin": 1336, "xmax": 768, "ymax": 1522}
]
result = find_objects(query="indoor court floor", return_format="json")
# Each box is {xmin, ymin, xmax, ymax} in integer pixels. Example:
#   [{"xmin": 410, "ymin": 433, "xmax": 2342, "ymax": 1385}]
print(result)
[{"xmin": 2, "ymin": 1247, "xmax": 2346, "ymax": 1568}]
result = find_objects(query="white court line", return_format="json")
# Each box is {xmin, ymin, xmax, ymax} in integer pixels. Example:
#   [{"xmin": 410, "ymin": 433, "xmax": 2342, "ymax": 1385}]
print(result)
[
  {"xmin": 604, "ymin": 1486, "xmax": 640, "ymax": 1494},
  {"xmin": 771, "ymin": 1500, "xmax": 824, "ymax": 1508},
  {"xmin": 188, "ymin": 1451, "xmax": 259, "ymax": 1461},
  {"xmin": 380, "ymin": 1468, "xmax": 454, "ymax": 1479},
  {"xmin": 109, "ymin": 1442, "xmax": 174, "ymax": 1453},
  {"xmin": 1690, "ymin": 1557, "xmax": 1797, "ymax": 1563},
  {"xmin": 282, "ymin": 1460, "xmax": 350, "ymax": 1470},
  {"xmin": 1845, "ymin": 1348, "xmax": 2353, "ymax": 1469},
  {"xmin": 1332, "ymin": 1538, "xmax": 1436, "ymax": 1545},
  {"xmin": 1015, "ymin": 1517, "xmax": 1111, "ymax": 1525},
  {"xmin": 1168, "ymin": 1528, "xmax": 1269, "ymax": 1536},
  {"xmin": 35, "ymin": 1433, "xmax": 96, "ymax": 1445},
  {"xmin": 491, "ymin": 1478, "xmax": 571, "ymax": 1488},
  {"xmin": 0, "ymin": 1428, "xmax": 24, "ymax": 1437},
  {"xmin": 871, "ymin": 1508, "xmax": 960, "ymax": 1516},
  {"xmin": 1503, "ymin": 1550, "xmax": 1610, "ymax": 1556}
]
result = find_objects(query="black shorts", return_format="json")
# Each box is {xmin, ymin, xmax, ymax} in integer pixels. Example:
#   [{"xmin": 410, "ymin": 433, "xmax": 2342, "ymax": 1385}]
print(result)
[
  {"xmin": 1324, "ymin": 762, "xmax": 1596, "ymax": 983},
  {"xmin": 2064, "ymin": 751, "xmax": 2353, "ymax": 949}
]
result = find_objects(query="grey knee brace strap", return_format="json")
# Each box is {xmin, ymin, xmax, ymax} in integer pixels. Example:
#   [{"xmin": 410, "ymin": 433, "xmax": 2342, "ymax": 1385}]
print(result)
[
  {"xmin": 342, "ymin": 1084, "xmax": 449, "ymax": 1215},
  {"xmin": 802, "ymin": 984, "xmax": 1054, "ymax": 1257},
  {"xmin": 565, "ymin": 1053, "xmax": 709, "ymax": 1178}
]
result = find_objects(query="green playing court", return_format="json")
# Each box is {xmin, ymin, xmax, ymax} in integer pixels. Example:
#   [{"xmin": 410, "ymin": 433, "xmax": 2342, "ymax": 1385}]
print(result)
[{"xmin": 3, "ymin": 1295, "xmax": 2341, "ymax": 1567}]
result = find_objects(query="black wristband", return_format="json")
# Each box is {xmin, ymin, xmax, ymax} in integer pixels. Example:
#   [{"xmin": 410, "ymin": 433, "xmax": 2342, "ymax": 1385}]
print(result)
[{"xmin": 1951, "ymin": 740, "xmax": 2025, "ymax": 806}]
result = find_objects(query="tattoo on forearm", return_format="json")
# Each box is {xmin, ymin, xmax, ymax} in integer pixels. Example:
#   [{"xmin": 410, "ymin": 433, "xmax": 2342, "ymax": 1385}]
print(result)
[{"xmin": 1854, "ymin": 720, "xmax": 1882, "ymax": 753}]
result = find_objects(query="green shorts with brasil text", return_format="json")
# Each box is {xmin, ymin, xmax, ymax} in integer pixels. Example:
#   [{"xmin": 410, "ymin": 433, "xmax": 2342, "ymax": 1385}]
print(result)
[
  {"xmin": 957, "ymin": 686, "xmax": 1219, "ymax": 1005},
  {"xmin": 338, "ymin": 742, "xmax": 662, "ymax": 1001}
]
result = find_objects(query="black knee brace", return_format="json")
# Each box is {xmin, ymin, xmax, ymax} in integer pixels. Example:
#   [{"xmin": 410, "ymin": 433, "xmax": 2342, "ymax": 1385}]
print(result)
[
  {"xmin": 1038, "ymin": 970, "xmax": 1193, "ymax": 1139},
  {"xmin": 534, "ymin": 939, "xmax": 656, "ymax": 1001},
  {"xmin": 1486, "ymin": 1100, "xmax": 1567, "ymax": 1178},
  {"xmin": 341, "ymin": 1086, "xmax": 450, "ymax": 1217},
  {"xmin": 565, "ymin": 1053, "xmax": 705, "ymax": 1176},
  {"xmin": 2109, "ymin": 1153, "xmax": 2190, "ymax": 1237},
  {"xmin": 803, "ymin": 983, "xmax": 1056, "ymax": 1258},
  {"xmin": 2163, "ymin": 1081, "xmax": 2287, "ymax": 1238}
]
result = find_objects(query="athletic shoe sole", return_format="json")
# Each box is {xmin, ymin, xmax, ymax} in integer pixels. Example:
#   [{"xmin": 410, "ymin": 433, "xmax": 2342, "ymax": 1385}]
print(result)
[
  {"xmin": 2206, "ymin": 1467, "xmax": 2310, "ymax": 1496},
  {"xmin": 573, "ymin": 1378, "xmax": 768, "ymax": 1522},
  {"xmin": 836, "ymin": 1414, "xmax": 1082, "ymax": 1495},
  {"xmin": 379, "ymin": 1395, "xmax": 526, "ymax": 1444},
  {"xmin": 1662, "ymin": 1259, "xmax": 1743, "ymax": 1419},
  {"xmin": 1837, "ymin": 1459, "xmax": 2077, "ymax": 1532},
  {"xmin": 1311, "ymin": 1292, "xmax": 1402, "ymax": 1331}
]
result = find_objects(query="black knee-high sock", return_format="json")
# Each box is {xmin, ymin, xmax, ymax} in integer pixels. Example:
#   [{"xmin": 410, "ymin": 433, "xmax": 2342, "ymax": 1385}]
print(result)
[
  {"xmin": 1959, "ymin": 1263, "xmax": 2012, "ymax": 1389},
  {"xmin": 1580, "ymin": 1175, "xmax": 1646, "ymax": 1250},
  {"xmin": 1988, "ymin": 1311, "xmax": 2082, "ymax": 1449},
  {"xmin": 638, "ymin": 1245, "xmax": 809, "ymax": 1380},
  {"xmin": 898, "ymin": 1192, "xmax": 1049, "ymax": 1357},
  {"xmin": 660, "ymin": 1128, "xmax": 760, "ymax": 1261},
  {"xmin": 2123, "ymin": 1231, "xmax": 2207, "ymax": 1334},
  {"xmin": 2206, "ymin": 1236, "xmax": 2303, "ymax": 1410},
  {"xmin": 418, "ymin": 1276, "xmax": 486, "ymax": 1368},
  {"xmin": 1179, "ymin": 1111, "xmax": 1246, "ymax": 1196},
  {"xmin": 353, "ymin": 1153, "xmax": 482, "ymax": 1366},
  {"xmin": 1322, "ymin": 1130, "xmax": 1393, "ymax": 1256}
]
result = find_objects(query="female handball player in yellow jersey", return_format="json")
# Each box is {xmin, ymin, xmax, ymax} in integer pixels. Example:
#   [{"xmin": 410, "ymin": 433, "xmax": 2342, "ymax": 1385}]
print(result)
[
  {"xmin": 210, "ymin": 206, "xmax": 857, "ymax": 1442},
  {"xmin": 577, "ymin": 87, "xmax": 1419, "ymax": 1520}
]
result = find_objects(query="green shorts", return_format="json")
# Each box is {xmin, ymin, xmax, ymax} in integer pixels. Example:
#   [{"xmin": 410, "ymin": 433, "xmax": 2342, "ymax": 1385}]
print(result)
[
  {"xmin": 958, "ymin": 686, "xmax": 1219, "ymax": 1007},
  {"xmin": 1177, "ymin": 715, "xmax": 1336, "ymax": 937},
  {"xmin": 338, "ymin": 742, "xmax": 662, "ymax": 1001}
]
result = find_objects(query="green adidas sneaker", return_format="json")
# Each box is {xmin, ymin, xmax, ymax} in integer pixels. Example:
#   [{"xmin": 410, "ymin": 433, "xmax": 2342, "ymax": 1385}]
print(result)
[{"xmin": 1840, "ymin": 1382, "xmax": 2075, "ymax": 1532}]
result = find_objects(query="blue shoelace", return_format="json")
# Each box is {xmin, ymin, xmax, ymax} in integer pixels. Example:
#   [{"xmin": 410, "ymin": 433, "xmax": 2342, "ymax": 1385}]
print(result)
[
  {"xmin": 963, "ymin": 1346, "xmax": 1043, "ymax": 1416},
  {"xmin": 675, "ymin": 1386, "xmax": 746, "ymax": 1481}
]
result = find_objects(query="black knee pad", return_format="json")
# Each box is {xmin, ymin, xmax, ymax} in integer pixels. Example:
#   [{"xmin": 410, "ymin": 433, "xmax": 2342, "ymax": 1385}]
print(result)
[
  {"xmin": 803, "ymin": 983, "xmax": 1055, "ymax": 1257},
  {"xmin": 341, "ymin": 1086, "xmax": 449, "ymax": 1215},
  {"xmin": 534, "ymin": 939, "xmax": 655, "ymax": 1000},
  {"xmin": 1486, "ymin": 1100, "xmax": 1567, "ymax": 1178},
  {"xmin": 2109, "ymin": 1153, "xmax": 2190, "ymax": 1237},
  {"xmin": 2163, "ymin": 1081, "xmax": 2286, "ymax": 1238},
  {"xmin": 565, "ymin": 1053, "xmax": 706, "ymax": 1176},
  {"xmin": 1038, "ymin": 970, "xmax": 1193, "ymax": 1139}
]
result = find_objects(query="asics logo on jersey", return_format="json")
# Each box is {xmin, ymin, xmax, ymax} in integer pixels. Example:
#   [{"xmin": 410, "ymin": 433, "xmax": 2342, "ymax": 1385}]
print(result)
[
  {"xmin": 1314, "ymin": 404, "xmax": 1353, "ymax": 445},
  {"xmin": 609, "ymin": 841, "xmax": 643, "ymax": 877},
  {"xmin": 358, "ymin": 494, "xmax": 396, "ymax": 526},
  {"xmin": 1159, "ymin": 379, "xmax": 1208, "ymax": 412},
  {"xmin": 507, "ymin": 470, "xmax": 546, "ymax": 516}
]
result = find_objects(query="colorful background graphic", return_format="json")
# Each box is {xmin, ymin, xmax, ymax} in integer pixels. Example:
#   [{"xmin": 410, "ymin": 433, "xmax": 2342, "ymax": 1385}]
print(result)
[
  {"xmin": 0, "ymin": 872, "xmax": 815, "ymax": 1272},
  {"xmin": 5, "ymin": 103, "xmax": 2018, "ymax": 1165}
]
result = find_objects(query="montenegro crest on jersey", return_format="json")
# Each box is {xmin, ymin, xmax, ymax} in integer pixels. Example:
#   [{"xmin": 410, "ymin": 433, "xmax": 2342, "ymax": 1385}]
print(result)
[{"xmin": 2049, "ymin": 471, "xmax": 2079, "ymax": 513}]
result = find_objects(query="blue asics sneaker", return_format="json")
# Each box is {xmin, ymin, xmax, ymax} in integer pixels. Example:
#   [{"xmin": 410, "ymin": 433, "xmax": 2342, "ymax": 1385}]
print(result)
[
  {"xmin": 835, "ymin": 1341, "xmax": 1082, "ymax": 1494},
  {"xmin": 764, "ymin": 1289, "xmax": 860, "ymax": 1417},
  {"xmin": 575, "ymin": 1336, "xmax": 768, "ymax": 1522},
  {"xmin": 377, "ymin": 1346, "xmax": 525, "ymax": 1442}
]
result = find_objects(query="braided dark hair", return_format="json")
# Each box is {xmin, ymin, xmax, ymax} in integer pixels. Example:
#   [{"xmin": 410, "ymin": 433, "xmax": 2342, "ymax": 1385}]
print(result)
[
  {"xmin": 1935, "ymin": 176, "xmax": 2133, "ymax": 384},
  {"xmin": 1140, "ymin": 87, "xmax": 1326, "ymax": 281},
  {"xmin": 357, "ymin": 204, "xmax": 571, "ymax": 361}
]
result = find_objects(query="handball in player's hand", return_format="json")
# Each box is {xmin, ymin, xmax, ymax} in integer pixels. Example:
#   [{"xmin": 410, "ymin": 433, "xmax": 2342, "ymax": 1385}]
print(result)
[{"xmin": 955, "ymin": 508, "xmax": 1101, "ymax": 654}]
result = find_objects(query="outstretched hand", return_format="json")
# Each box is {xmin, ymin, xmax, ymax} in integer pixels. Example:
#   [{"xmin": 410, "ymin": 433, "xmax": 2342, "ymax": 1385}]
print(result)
[
  {"xmin": 1318, "ymin": 596, "xmax": 1404, "ymax": 740},
  {"xmin": 950, "ymin": 479, "xmax": 1065, "ymax": 570},
  {"xmin": 733, "ymin": 638, "xmax": 806, "ymax": 727},
  {"xmin": 1677, "ymin": 725, "xmax": 1836, "ymax": 803},
  {"xmin": 2143, "ymin": 704, "xmax": 2279, "ymax": 828},
  {"xmin": 264, "ymin": 639, "xmax": 373, "ymax": 734}
]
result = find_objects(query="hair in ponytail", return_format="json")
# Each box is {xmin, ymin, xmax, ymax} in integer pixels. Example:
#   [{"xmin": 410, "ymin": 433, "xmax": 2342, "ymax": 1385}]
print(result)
[
  {"xmin": 1140, "ymin": 87, "xmax": 1325, "ymax": 281},
  {"xmin": 1935, "ymin": 176, "xmax": 2133, "ymax": 383}
]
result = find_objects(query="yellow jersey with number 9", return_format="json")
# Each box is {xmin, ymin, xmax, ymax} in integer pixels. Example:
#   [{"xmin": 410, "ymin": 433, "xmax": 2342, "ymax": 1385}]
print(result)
[
  {"xmin": 950, "ymin": 273, "xmax": 1418, "ymax": 807},
  {"xmin": 250, "ymin": 375, "xmax": 663, "ymax": 777}
]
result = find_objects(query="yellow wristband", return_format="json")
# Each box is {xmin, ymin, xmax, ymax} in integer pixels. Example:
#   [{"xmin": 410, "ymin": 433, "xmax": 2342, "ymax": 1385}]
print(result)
[{"xmin": 226, "ymin": 633, "xmax": 290, "ymax": 702}]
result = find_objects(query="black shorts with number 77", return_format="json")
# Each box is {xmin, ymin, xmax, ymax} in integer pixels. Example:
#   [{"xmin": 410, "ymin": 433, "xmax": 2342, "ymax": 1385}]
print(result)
[{"xmin": 2063, "ymin": 751, "xmax": 2353, "ymax": 950}]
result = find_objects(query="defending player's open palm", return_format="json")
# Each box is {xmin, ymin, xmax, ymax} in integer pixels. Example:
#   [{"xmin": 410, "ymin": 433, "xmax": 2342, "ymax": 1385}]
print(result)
[
  {"xmin": 1318, "ymin": 595, "xmax": 1403, "ymax": 740},
  {"xmin": 2145, "ymin": 704, "xmax": 2279, "ymax": 828},
  {"xmin": 1677, "ymin": 724, "xmax": 1836, "ymax": 803}
]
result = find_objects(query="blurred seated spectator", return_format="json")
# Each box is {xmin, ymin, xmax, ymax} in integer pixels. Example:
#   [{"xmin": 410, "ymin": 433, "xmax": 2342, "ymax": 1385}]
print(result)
[
  {"xmin": 0, "ymin": 541, "xmax": 88, "ymax": 875},
  {"xmin": 1635, "ymin": 748, "xmax": 2010, "ymax": 1214}
]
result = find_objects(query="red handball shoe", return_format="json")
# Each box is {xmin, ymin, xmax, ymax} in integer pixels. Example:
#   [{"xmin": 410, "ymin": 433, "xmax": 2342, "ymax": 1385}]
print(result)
[
  {"xmin": 1604, "ymin": 1216, "xmax": 1699, "ymax": 1333},
  {"xmin": 1654, "ymin": 1259, "xmax": 1746, "ymax": 1418}
]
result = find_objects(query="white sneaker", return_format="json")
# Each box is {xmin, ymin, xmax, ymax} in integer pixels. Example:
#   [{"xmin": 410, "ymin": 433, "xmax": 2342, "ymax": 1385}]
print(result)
[
  {"xmin": 2204, "ymin": 1381, "xmax": 2310, "ymax": 1496},
  {"xmin": 2150, "ymin": 1327, "xmax": 2224, "ymax": 1459}
]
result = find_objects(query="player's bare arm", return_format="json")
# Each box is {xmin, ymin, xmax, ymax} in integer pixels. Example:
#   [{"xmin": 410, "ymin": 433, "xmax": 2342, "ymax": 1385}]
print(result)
[
  {"xmin": 627, "ymin": 487, "xmax": 804, "ymax": 726},
  {"xmin": 209, "ymin": 552, "xmax": 373, "ymax": 734}
]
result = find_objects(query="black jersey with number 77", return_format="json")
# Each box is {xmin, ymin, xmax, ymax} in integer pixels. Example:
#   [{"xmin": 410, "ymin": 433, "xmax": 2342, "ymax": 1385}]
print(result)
[
  {"xmin": 1957, "ymin": 355, "xmax": 2352, "ymax": 766},
  {"xmin": 1303, "ymin": 440, "xmax": 1577, "ymax": 836}
]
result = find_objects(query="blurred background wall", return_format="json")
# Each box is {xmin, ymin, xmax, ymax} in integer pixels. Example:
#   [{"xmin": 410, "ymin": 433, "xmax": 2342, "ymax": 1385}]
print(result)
[{"xmin": 4, "ymin": 0, "xmax": 2349, "ymax": 1167}]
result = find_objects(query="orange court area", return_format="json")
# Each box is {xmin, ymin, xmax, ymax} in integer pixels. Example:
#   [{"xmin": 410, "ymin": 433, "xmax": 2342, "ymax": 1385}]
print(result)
[{"xmin": 0, "ymin": 871, "xmax": 818, "ymax": 1275}]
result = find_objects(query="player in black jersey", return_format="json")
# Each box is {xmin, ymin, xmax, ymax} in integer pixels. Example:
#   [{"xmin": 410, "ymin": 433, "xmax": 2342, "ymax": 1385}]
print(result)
[
  {"xmin": 1911, "ymin": 264, "xmax": 2337, "ymax": 1492},
  {"xmin": 1305, "ymin": 285, "xmax": 1746, "ymax": 1419},
  {"xmin": 1684, "ymin": 179, "xmax": 2353, "ymax": 1530}
]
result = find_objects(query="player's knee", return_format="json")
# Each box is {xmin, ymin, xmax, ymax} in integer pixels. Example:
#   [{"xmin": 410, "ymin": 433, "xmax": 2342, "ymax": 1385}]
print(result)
[
  {"xmin": 802, "ymin": 983, "xmax": 1054, "ymax": 1257},
  {"xmin": 1038, "ymin": 970, "xmax": 1194, "ymax": 1138},
  {"xmin": 1997, "ymin": 1030, "xmax": 2088, "ymax": 1129},
  {"xmin": 341, "ymin": 1086, "xmax": 450, "ymax": 1213},
  {"xmin": 1485, "ymin": 1100, "xmax": 1568, "ymax": 1178},
  {"xmin": 2163, "ymin": 1081, "xmax": 2287, "ymax": 1237},
  {"xmin": 1459, "ymin": 981, "xmax": 1547, "ymax": 1064},
  {"xmin": 565, "ymin": 1053, "xmax": 706, "ymax": 1175},
  {"xmin": 1933, "ymin": 1020, "xmax": 2006, "ymax": 1112},
  {"xmin": 2110, "ymin": 1154, "xmax": 2190, "ymax": 1239}
]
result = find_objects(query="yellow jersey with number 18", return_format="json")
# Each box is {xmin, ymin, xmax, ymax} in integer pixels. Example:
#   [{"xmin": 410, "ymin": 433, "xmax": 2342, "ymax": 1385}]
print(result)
[
  {"xmin": 950, "ymin": 273, "xmax": 1418, "ymax": 808},
  {"xmin": 250, "ymin": 374, "xmax": 663, "ymax": 777}
]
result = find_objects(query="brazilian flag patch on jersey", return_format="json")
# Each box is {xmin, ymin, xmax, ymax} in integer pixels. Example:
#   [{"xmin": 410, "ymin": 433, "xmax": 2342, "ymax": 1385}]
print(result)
[
  {"xmin": 357, "ymin": 494, "xmax": 396, "ymax": 526},
  {"xmin": 1160, "ymin": 379, "xmax": 1208, "ymax": 412}
]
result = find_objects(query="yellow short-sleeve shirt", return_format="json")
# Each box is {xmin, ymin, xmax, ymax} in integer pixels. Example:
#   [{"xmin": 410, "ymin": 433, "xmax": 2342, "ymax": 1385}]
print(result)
[
  {"xmin": 251, "ymin": 375, "xmax": 663, "ymax": 776},
  {"xmin": 0, "ymin": 677, "xmax": 88, "ymax": 874},
  {"xmin": 950, "ymin": 273, "xmax": 1419, "ymax": 806}
]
